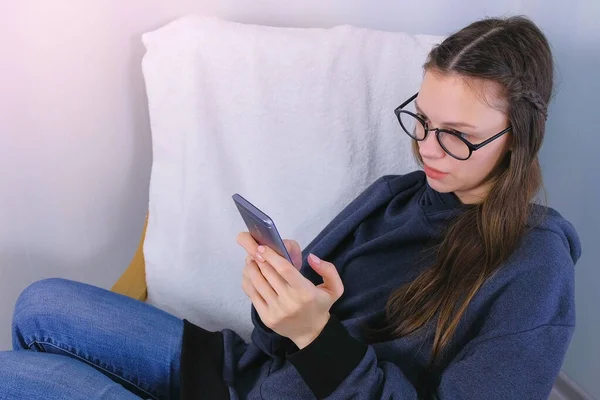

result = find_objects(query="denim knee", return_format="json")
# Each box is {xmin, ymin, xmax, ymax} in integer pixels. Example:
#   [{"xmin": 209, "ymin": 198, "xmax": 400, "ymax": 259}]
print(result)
[{"xmin": 12, "ymin": 278, "xmax": 77, "ymax": 350}]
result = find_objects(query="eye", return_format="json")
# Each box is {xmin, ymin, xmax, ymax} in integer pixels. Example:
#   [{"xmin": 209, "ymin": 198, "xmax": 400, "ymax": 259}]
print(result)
[
  {"xmin": 453, "ymin": 130, "xmax": 472, "ymax": 140},
  {"xmin": 416, "ymin": 114, "xmax": 429, "ymax": 127}
]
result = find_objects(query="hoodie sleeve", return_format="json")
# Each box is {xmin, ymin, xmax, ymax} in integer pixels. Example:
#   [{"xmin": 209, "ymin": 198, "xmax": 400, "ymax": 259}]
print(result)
[
  {"xmin": 251, "ymin": 178, "xmax": 579, "ymax": 398},
  {"xmin": 287, "ymin": 315, "xmax": 574, "ymax": 400},
  {"xmin": 289, "ymin": 243, "xmax": 577, "ymax": 400}
]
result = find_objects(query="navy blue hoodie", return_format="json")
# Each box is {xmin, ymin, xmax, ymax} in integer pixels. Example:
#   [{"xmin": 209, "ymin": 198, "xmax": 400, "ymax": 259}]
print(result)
[{"xmin": 180, "ymin": 171, "xmax": 581, "ymax": 399}]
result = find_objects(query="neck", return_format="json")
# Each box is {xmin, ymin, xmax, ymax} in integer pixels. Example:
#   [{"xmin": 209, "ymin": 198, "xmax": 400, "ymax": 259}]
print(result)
[{"xmin": 454, "ymin": 181, "xmax": 493, "ymax": 205}]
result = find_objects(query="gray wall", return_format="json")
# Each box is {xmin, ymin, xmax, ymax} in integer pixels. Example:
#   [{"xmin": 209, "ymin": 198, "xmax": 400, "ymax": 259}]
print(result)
[
  {"xmin": 523, "ymin": 1, "xmax": 600, "ymax": 397},
  {"xmin": 1, "ymin": 0, "xmax": 598, "ymax": 397}
]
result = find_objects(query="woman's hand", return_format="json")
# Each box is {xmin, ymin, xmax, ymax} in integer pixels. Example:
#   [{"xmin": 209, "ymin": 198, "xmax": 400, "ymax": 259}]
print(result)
[
  {"xmin": 238, "ymin": 233, "xmax": 303, "ymax": 270},
  {"xmin": 236, "ymin": 232, "xmax": 344, "ymax": 349}
]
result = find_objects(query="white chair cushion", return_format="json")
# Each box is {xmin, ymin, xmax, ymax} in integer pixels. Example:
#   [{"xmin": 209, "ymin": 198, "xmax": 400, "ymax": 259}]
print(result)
[{"xmin": 141, "ymin": 15, "xmax": 443, "ymax": 340}]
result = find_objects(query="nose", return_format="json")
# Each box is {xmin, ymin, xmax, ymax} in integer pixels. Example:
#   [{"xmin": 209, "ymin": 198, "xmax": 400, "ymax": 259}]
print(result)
[{"xmin": 418, "ymin": 130, "xmax": 446, "ymax": 160}]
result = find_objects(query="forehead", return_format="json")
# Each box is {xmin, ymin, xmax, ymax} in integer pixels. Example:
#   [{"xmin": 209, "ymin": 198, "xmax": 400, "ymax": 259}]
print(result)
[{"xmin": 417, "ymin": 70, "xmax": 507, "ymax": 130}]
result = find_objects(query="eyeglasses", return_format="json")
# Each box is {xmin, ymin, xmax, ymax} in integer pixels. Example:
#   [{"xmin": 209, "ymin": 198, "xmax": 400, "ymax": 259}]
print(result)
[{"xmin": 394, "ymin": 93, "xmax": 512, "ymax": 160}]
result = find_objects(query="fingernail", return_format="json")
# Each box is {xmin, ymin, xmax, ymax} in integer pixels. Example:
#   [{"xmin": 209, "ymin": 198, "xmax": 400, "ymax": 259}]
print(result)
[
  {"xmin": 257, "ymin": 245, "xmax": 265, "ymax": 253},
  {"xmin": 255, "ymin": 253, "xmax": 265, "ymax": 262},
  {"xmin": 309, "ymin": 253, "xmax": 321, "ymax": 264}
]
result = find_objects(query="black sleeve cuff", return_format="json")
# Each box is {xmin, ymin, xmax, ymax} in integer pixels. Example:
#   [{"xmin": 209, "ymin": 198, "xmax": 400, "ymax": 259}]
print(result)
[
  {"xmin": 180, "ymin": 319, "xmax": 230, "ymax": 400},
  {"xmin": 287, "ymin": 314, "xmax": 368, "ymax": 399}
]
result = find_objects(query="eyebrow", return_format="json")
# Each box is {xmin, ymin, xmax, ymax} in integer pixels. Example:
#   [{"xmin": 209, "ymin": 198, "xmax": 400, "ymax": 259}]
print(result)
[{"xmin": 414, "ymin": 101, "xmax": 478, "ymax": 131}]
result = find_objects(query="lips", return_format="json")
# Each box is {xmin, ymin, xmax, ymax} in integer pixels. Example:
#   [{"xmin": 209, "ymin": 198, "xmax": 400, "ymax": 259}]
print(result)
[{"xmin": 423, "ymin": 164, "xmax": 448, "ymax": 179}]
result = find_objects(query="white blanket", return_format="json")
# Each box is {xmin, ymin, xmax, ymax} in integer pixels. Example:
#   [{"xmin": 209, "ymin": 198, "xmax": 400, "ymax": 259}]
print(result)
[{"xmin": 141, "ymin": 15, "xmax": 443, "ymax": 341}]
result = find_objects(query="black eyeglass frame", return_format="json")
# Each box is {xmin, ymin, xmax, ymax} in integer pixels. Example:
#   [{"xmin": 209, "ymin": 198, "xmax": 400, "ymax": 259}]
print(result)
[{"xmin": 394, "ymin": 92, "xmax": 512, "ymax": 160}]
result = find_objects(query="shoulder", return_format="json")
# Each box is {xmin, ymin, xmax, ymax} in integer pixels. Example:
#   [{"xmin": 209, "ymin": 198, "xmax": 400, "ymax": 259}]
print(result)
[
  {"xmin": 527, "ymin": 204, "xmax": 581, "ymax": 264},
  {"xmin": 474, "ymin": 206, "xmax": 579, "ymax": 332},
  {"xmin": 353, "ymin": 170, "xmax": 426, "ymax": 204},
  {"xmin": 381, "ymin": 170, "xmax": 427, "ymax": 196}
]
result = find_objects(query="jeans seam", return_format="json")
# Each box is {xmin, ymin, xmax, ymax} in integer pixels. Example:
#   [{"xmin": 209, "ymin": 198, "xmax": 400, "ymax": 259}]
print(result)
[{"xmin": 27, "ymin": 338, "xmax": 159, "ymax": 400}]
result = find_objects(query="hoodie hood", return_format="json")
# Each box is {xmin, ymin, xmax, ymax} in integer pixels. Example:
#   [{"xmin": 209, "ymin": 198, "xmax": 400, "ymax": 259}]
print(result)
[{"xmin": 531, "ymin": 205, "xmax": 582, "ymax": 265}]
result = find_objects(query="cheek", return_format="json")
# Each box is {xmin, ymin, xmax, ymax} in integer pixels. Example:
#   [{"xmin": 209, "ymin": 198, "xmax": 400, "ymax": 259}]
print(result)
[
  {"xmin": 449, "ymin": 160, "xmax": 480, "ymax": 188},
  {"xmin": 478, "ymin": 138, "xmax": 510, "ymax": 169},
  {"xmin": 455, "ymin": 143, "xmax": 506, "ymax": 182},
  {"xmin": 458, "ymin": 157, "xmax": 489, "ymax": 181}
]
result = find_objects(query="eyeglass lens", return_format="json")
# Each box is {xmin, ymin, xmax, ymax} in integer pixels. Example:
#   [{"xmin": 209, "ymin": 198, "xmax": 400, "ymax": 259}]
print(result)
[{"xmin": 398, "ymin": 112, "xmax": 471, "ymax": 160}]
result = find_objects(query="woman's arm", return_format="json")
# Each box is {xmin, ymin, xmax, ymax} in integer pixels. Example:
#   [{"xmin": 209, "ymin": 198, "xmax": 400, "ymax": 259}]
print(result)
[
  {"xmin": 287, "ymin": 314, "xmax": 572, "ymax": 399},
  {"xmin": 287, "ymin": 248, "xmax": 576, "ymax": 400}
]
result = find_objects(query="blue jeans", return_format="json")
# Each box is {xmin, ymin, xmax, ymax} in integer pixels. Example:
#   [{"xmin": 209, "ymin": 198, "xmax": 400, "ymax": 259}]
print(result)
[{"xmin": 0, "ymin": 278, "xmax": 183, "ymax": 400}]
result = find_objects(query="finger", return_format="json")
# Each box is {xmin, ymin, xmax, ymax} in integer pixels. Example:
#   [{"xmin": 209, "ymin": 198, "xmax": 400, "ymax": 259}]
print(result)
[
  {"xmin": 307, "ymin": 253, "xmax": 344, "ymax": 299},
  {"xmin": 236, "ymin": 231, "xmax": 259, "ymax": 257},
  {"xmin": 283, "ymin": 239, "xmax": 303, "ymax": 270},
  {"xmin": 247, "ymin": 260, "xmax": 279, "ymax": 304},
  {"xmin": 255, "ymin": 259, "xmax": 290, "ymax": 296},
  {"xmin": 256, "ymin": 245, "xmax": 311, "ymax": 290},
  {"xmin": 242, "ymin": 276, "xmax": 268, "ymax": 314},
  {"xmin": 242, "ymin": 275, "xmax": 265, "ymax": 303}
]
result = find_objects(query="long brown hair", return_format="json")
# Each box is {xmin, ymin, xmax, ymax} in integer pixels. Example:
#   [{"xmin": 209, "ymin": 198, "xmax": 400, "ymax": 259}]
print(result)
[{"xmin": 379, "ymin": 16, "xmax": 553, "ymax": 363}]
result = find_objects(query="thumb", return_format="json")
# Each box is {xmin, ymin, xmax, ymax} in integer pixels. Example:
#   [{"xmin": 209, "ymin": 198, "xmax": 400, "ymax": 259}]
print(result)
[
  {"xmin": 284, "ymin": 239, "xmax": 302, "ymax": 270},
  {"xmin": 307, "ymin": 253, "xmax": 344, "ymax": 299}
]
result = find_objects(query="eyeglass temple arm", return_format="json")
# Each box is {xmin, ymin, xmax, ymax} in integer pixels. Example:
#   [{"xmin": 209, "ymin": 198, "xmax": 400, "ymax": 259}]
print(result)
[
  {"xmin": 396, "ymin": 92, "xmax": 419, "ymax": 111},
  {"xmin": 471, "ymin": 125, "xmax": 513, "ymax": 149}
]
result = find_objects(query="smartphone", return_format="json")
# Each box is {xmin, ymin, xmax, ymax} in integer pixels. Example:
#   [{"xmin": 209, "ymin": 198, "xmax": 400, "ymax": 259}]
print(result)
[{"xmin": 232, "ymin": 193, "xmax": 293, "ymax": 264}]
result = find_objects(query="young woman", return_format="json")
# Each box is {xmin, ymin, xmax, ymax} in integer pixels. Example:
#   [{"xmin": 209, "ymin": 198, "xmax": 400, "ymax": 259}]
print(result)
[{"xmin": 0, "ymin": 16, "xmax": 580, "ymax": 400}]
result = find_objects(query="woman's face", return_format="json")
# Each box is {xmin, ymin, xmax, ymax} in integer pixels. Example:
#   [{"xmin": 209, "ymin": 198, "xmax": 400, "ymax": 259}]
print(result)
[{"xmin": 416, "ymin": 70, "xmax": 511, "ymax": 204}]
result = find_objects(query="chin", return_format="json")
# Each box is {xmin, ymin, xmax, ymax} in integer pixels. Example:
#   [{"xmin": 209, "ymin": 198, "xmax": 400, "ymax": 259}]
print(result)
[{"xmin": 425, "ymin": 176, "xmax": 455, "ymax": 193}]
